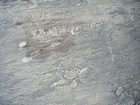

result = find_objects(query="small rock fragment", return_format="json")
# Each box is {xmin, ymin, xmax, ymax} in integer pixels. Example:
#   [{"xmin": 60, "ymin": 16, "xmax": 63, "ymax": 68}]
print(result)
[
  {"xmin": 19, "ymin": 41, "xmax": 27, "ymax": 48},
  {"xmin": 134, "ymin": 90, "xmax": 139, "ymax": 97},
  {"xmin": 64, "ymin": 71, "xmax": 77, "ymax": 80},
  {"xmin": 116, "ymin": 87, "xmax": 124, "ymax": 96},
  {"xmin": 51, "ymin": 79, "xmax": 66, "ymax": 87},
  {"xmin": 70, "ymin": 80, "xmax": 77, "ymax": 88},
  {"xmin": 75, "ymin": 26, "xmax": 80, "ymax": 31}
]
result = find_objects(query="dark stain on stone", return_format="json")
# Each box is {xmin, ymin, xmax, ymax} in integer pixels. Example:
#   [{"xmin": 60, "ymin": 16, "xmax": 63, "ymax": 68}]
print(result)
[{"xmin": 16, "ymin": 18, "xmax": 84, "ymax": 62}]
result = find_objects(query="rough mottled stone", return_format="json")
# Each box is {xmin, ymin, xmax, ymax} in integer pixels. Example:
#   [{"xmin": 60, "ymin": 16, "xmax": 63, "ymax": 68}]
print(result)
[{"xmin": 0, "ymin": 0, "xmax": 140, "ymax": 104}]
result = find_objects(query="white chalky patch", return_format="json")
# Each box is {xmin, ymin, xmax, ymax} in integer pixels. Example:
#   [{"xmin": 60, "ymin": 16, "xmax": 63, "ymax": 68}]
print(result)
[
  {"xmin": 50, "ymin": 42, "xmax": 61, "ymax": 48},
  {"xmin": 71, "ymin": 27, "xmax": 75, "ymax": 35},
  {"xmin": 22, "ymin": 57, "xmax": 32, "ymax": 63},
  {"xmin": 19, "ymin": 41, "xmax": 26, "ymax": 48}
]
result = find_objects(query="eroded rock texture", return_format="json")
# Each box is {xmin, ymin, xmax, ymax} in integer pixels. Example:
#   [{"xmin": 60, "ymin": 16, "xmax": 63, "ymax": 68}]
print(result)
[{"xmin": 0, "ymin": 0, "xmax": 140, "ymax": 105}]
